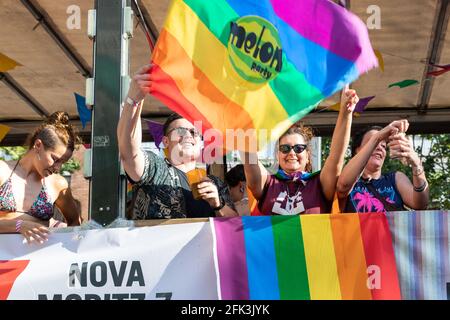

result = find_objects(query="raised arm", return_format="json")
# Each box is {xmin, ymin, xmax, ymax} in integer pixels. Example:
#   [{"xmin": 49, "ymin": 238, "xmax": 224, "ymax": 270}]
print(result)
[
  {"xmin": 240, "ymin": 151, "xmax": 269, "ymax": 200},
  {"xmin": 117, "ymin": 65, "xmax": 152, "ymax": 182},
  {"xmin": 320, "ymin": 85, "xmax": 357, "ymax": 201},
  {"xmin": 336, "ymin": 120, "xmax": 408, "ymax": 199},
  {"xmin": 389, "ymin": 134, "xmax": 429, "ymax": 209}
]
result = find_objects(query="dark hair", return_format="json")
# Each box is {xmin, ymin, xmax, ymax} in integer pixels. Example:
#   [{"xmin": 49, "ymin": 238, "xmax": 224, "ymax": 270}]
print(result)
[
  {"xmin": 163, "ymin": 113, "xmax": 183, "ymax": 136},
  {"xmin": 225, "ymin": 164, "xmax": 246, "ymax": 187},
  {"xmin": 27, "ymin": 111, "xmax": 78, "ymax": 151},
  {"xmin": 278, "ymin": 123, "xmax": 314, "ymax": 172},
  {"xmin": 351, "ymin": 125, "xmax": 383, "ymax": 156}
]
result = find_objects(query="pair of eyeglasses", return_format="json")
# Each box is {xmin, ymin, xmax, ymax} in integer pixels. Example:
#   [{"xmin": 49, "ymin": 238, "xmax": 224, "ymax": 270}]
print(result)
[
  {"xmin": 278, "ymin": 144, "xmax": 307, "ymax": 154},
  {"xmin": 167, "ymin": 126, "xmax": 201, "ymax": 138}
]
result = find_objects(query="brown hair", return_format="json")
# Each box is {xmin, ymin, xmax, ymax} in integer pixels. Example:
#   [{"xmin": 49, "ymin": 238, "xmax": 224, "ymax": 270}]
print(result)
[
  {"xmin": 278, "ymin": 123, "xmax": 314, "ymax": 172},
  {"xmin": 350, "ymin": 125, "xmax": 383, "ymax": 156},
  {"xmin": 27, "ymin": 111, "xmax": 78, "ymax": 151},
  {"xmin": 163, "ymin": 112, "xmax": 183, "ymax": 136}
]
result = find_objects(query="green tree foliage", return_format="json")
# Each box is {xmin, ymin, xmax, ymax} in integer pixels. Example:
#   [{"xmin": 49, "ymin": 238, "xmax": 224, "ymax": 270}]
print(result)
[
  {"xmin": 321, "ymin": 134, "xmax": 449, "ymax": 210},
  {"xmin": 0, "ymin": 146, "xmax": 81, "ymax": 174},
  {"xmin": 0, "ymin": 146, "xmax": 26, "ymax": 160}
]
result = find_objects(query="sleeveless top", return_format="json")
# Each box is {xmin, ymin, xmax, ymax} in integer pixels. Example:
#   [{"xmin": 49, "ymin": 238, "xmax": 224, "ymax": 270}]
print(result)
[
  {"xmin": 344, "ymin": 171, "xmax": 405, "ymax": 213},
  {"xmin": 0, "ymin": 161, "xmax": 54, "ymax": 220},
  {"xmin": 258, "ymin": 174, "xmax": 330, "ymax": 215}
]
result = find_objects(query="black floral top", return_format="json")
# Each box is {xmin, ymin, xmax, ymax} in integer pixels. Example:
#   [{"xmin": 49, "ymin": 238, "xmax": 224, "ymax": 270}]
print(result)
[{"xmin": 127, "ymin": 151, "xmax": 235, "ymax": 219}]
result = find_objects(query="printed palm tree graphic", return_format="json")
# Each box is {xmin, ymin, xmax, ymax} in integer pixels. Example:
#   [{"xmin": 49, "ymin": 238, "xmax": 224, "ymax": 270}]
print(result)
[{"xmin": 354, "ymin": 191, "xmax": 385, "ymax": 212}]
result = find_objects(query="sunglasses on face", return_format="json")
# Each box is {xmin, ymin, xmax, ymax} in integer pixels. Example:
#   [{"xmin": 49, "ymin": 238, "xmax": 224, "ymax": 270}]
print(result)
[
  {"xmin": 278, "ymin": 144, "xmax": 307, "ymax": 154},
  {"xmin": 167, "ymin": 126, "xmax": 201, "ymax": 138}
]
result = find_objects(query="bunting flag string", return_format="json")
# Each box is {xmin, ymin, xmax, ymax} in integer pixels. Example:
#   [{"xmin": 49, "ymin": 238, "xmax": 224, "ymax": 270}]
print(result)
[{"xmin": 320, "ymin": 77, "xmax": 419, "ymax": 114}]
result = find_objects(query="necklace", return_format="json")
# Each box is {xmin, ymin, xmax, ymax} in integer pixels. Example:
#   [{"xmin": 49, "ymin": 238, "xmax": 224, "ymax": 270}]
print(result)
[{"xmin": 284, "ymin": 182, "xmax": 302, "ymax": 212}]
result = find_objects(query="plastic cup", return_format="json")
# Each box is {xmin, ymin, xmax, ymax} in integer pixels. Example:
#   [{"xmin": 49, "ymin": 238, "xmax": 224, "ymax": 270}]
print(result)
[{"xmin": 186, "ymin": 168, "xmax": 207, "ymax": 200}]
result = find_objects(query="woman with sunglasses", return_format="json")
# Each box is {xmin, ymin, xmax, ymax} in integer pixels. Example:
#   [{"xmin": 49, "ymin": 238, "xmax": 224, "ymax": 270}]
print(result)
[
  {"xmin": 0, "ymin": 111, "xmax": 82, "ymax": 243},
  {"xmin": 243, "ymin": 86, "xmax": 359, "ymax": 215}
]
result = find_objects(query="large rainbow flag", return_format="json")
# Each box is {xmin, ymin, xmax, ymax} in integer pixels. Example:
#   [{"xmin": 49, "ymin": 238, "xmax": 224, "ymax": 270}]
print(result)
[
  {"xmin": 151, "ymin": 0, "xmax": 378, "ymax": 151},
  {"xmin": 211, "ymin": 213, "xmax": 401, "ymax": 300}
]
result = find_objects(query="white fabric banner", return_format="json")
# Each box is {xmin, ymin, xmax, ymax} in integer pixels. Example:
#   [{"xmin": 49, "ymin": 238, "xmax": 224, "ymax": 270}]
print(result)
[{"xmin": 0, "ymin": 222, "xmax": 218, "ymax": 300}]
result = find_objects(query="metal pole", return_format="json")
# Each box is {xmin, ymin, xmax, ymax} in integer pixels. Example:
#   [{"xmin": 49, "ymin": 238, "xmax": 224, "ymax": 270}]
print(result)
[{"xmin": 89, "ymin": 0, "xmax": 130, "ymax": 225}]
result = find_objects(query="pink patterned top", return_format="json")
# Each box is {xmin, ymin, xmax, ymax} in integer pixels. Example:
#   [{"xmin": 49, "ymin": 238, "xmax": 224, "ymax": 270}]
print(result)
[{"xmin": 0, "ymin": 162, "xmax": 54, "ymax": 221}]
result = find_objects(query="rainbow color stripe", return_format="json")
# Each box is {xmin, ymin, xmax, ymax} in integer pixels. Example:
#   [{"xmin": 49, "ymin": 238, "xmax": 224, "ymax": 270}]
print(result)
[
  {"xmin": 151, "ymin": 0, "xmax": 378, "ymax": 150},
  {"xmin": 212, "ymin": 213, "xmax": 401, "ymax": 300},
  {"xmin": 387, "ymin": 210, "xmax": 450, "ymax": 300}
]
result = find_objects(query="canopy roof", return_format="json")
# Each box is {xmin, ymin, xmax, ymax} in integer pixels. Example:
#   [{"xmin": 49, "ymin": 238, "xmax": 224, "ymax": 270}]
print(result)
[{"xmin": 1, "ymin": 0, "xmax": 449, "ymax": 146}]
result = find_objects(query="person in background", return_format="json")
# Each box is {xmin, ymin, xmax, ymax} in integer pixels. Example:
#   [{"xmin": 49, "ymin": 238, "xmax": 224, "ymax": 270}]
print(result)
[
  {"xmin": 0, "ymin": 111, "xmax": 82, "ymax": 243},
  {"xmin": 337, "ymin": 120, "xmax": 429, "ymax": 212},
  {"xmin": 225, "ymin": 164, "xmax": 250, "ymax": 216},
  {"xmin": 118, "ymin": 64, "xmax": 238, "ymax": 219}
]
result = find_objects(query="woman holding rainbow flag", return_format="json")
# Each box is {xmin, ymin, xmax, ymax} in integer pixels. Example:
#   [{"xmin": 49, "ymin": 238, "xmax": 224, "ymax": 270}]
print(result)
[{"xmin": 243, "ymin": 86, "xmax": 359, "ymax": 215}]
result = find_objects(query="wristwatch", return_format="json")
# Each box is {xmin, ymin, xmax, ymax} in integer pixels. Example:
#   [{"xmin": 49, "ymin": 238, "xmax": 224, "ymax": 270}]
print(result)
[{"xmin": 211, "ymin": 196, "xmax": 226, "ymax": 211}]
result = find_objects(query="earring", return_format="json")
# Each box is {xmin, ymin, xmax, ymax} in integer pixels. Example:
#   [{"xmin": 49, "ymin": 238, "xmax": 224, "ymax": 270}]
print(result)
[
  {"xmin": 240, "ymin": 186, "xmax": 245, "ymax": 193},
  {"xmin": 36, "ymin": 150, "xmax": 41, "ymax": 161}
]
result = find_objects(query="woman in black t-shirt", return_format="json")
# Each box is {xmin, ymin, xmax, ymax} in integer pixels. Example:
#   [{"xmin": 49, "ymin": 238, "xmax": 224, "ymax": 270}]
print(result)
[{"xmin": 337, "ymin": 120, "xmax": 429, "ymax": 213}]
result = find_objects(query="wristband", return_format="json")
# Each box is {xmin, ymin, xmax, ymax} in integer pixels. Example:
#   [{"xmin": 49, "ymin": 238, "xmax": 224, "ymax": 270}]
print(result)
[
  {"xmin": 413, "ymin": 181, "xmax": 427, "ymax": 192},
  {"xmin": 211, "ymin": 196, "xmax": 226, "ymax": 211},
  {"xmin": 125, "ymin": 96, "xmax": 142, "ymax": 107},
  {"xmin": 15, "ymin": 219, "xmax": 23, "ymax": 233}
]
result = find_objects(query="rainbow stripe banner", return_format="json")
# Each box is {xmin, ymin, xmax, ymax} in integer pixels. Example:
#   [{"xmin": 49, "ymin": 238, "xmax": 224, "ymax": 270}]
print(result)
[
  {"xmin": 211, "ymin": 213, "xmax": 401, "ymax": 300},
  {"xmin": 387, "ymin": 210, "xmax": 450, "ymax": 300},
  {"xmin": 151, "ymin": 0, "xmax": 378, "ymax": 151}
]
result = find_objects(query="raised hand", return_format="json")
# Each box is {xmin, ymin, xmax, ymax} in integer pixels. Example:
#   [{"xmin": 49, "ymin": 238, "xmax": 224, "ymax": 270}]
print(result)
[
  {"xmin": 127, "ymin": 64, "xmax": 153, "ymax": 103},
  {"xmin": 376, "ymin": 119, "xmax": 409, "ymax": 142},
  {"xmin": 340, "ymin": 84, "xmax": 359, "ymax": 113},
  {"xmin": 388, "ymin": 133, "xmax": 420, "ymax": 166}
]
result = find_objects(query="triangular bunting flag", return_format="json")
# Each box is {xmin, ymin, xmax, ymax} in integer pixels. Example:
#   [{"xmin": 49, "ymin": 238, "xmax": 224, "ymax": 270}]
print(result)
[
  {"xmin": 0, "ymin": 124, "xmax": 11, "ymax": 143},
  {"xmin": 144, "ymin": 119, "xmax": 164, "ymax": 150},
  {"xmin": 354, "ymin": 95, "xmax": 375, "ymax": 113},
  {"xmin": 374, "ymin": 49, "xmax": 384, "ymax": 72},
  {"xmin": 388, "ymin": 79, "xmax": 419, "ymax": 89},
  {"xmin": 74, "ymin": 93, "xmax": 92, "ymax": 129},
  {"xmin": 0, "ymin": 53, "xmax": 22, "ymax": 72}
]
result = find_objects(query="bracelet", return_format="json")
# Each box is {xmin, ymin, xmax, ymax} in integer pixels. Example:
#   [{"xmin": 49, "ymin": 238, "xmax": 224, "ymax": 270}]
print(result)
[
  {"xmin": 412, "ymin": 165, "xmax": 424, "ymax": 176},
  {"xmin": 15, "ymin": 219, "xmax": 23, "ymax": 233},
  {"xmin": 211, "ymin": 196, "xmax": 226, "ymax": 211},
  {"xmin": 124, "ymin": 96, "xmax": 142, "ymax": 108},
  {"xmin": 413, "ymin": 181, "xmax": 427, "ymax": 192}
]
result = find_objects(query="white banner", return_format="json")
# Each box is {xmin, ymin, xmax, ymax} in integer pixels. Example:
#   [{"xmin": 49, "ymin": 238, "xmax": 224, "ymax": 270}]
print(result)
[{"xmin": 0, "ymin": 222, "xmax": 218, "ymax": 300}]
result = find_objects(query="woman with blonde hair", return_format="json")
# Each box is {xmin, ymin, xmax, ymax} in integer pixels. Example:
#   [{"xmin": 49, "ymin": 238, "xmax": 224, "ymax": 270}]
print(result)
[{"xmin": 0, "ymin": 111, "xmax": 81, "ymax": 243}]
